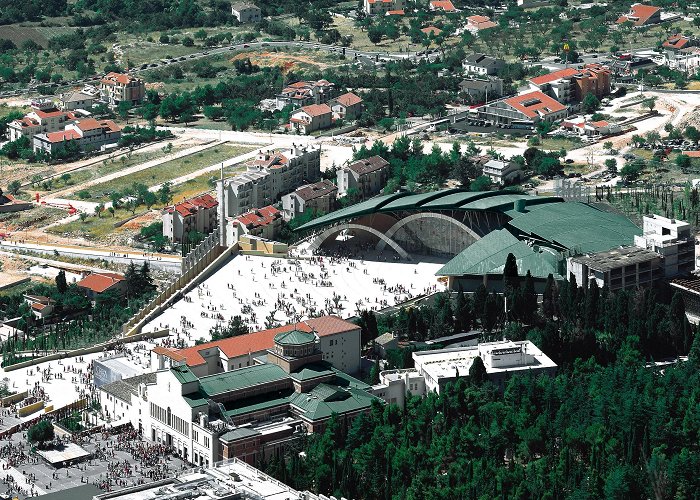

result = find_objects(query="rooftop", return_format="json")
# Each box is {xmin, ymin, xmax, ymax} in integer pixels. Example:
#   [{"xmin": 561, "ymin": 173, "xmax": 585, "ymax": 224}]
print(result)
[
  {"xmin": 233, "ymin": 205, "xmax": 281, "ymax": 229},
  {"xmin": 504, "ymin": 91, "xmax": 567, "ymax": 119},
  {"xmin": 197, "ymin": 363, "xmax": 289, "ymax": 397},
  {"xmin": 292, "ymin": 180, "xmax": 338, "ymax": 201},
  {"xmin": 76, "ymin": 271, "xmax": 125, "ymax": 294},
  {"xmin": 100, "ymin": 372, "xmax": 156, "ymax": 403},
  {"xmin": 570, "ymin": 245, "xmax": 660, "ymax": 272},
  {"xmin": 297, "ymin": 103, "xmax": 332, "ymax": 117},
  {"xmin": 346, "ymin": 155, "xmax": 390, "ymax": 176},
  {"xmin": 274, "ymin": 329, "xmax": 317, "ymax": 346},
  {"xmin": 333, "ymin": 92, "xmax": 363, "ymax": 107}
]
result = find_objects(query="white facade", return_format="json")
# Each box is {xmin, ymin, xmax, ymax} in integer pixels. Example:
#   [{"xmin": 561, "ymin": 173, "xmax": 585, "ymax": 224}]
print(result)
[
  {"xmin": 634, "ymin": 214, "xmax": 695, "ymax": 277},
  {"xmin": 482, "ymin": 159, "xmax": 522, "ymax": 185},
  {"xmin": 363, "ymin": 0, "xmax": 406, "ymax": 16},
  {"xmin": 231, "ymin": 3, "xmax": 261, "ymax": 23}
]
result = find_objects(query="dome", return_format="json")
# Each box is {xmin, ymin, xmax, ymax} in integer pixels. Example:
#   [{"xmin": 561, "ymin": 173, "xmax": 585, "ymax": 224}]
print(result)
[{"xmin": 274, "ymin": 329, "xmax": 316, "ymax": 346}]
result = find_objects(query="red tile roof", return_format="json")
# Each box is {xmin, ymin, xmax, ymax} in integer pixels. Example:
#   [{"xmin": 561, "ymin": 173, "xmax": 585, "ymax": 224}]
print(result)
[
  {"xmin": 166, "ymin": 193, "xmax": 218, "ymax": 218},
  {"xmin": 430, "ymin": 0, "xmax": 456, "ymax": 11},
  {"xmin": 682, "ymin": 151, "xmax": 700, "ymax": 158},
  {"xmin": 45, "ymin": 129, "xmax": 82, "ymax": 143},
  {"xmin": 616, "ymin": 3, "xmax": 660, "ymax": 25},
  {"xmin": 297, "ymin": 103, "xmax": 332, "ymax": 118},
  {"xmin": 589, "ymin": 120, "xmax": 609, "ymax": 127},
  {"xmin": 101, "ymin": 72, "xmax": 141, "ymax": 86},
  {"xmin": 529, "ymin": 68, "xmax": 582, "ymax": 86},
  {"xmin": 386, "ymin": 9, "xmax": 405, "ymax": 15},
  {"xmin": 77, "ymin": 272, "xmax": 125, "ymax": 294},
  {"xmin": 663, "ymin": 35, "xmax": 690, "ymax": 50},
  {"xmin": 421, "ymin": 26, "xmax": 443, "ymax": 36},
  {"xmin": 468, "ymin": 15, "xmax": 491, "ymax": 23},
  {"xmin": 234, "ymin": 205, "xmax": 281, "ymax": 229},
  {"xmin": 333, "ymin": 92, "xmax": 363, "ymax": 107},
  {"xmin": 504, "ymin": 91, "xmax": 567, "ymax": 119}
]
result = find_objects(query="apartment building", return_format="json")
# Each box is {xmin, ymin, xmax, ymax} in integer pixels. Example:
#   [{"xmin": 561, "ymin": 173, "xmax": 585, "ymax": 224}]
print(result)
[
  {"xmin": 290, "ymin": 103, "xmax": 333, "ymax": 134},
  {"xmin": 226, "ymin": 205, "xmax": 283, "ymax": 244},
  {"xmin": 162, "ymin": 194, "xmax": 219, "ymax": 243},
  {"xmin": 364, "ymin": 0, "xmax": 406, "ymax": 16},
  {"xmin": 281, "ymin": 179, "xmax": 338, "ymax": 220},
  {"xmin": 337, "ymin": 155, "xmax": 391, "ymax": 199},
  {"xmin": 32, "ymin": 118, "xmax": 121, "ymax": 155},
  {"xmin": 567, "ymin": 246, "xmax": 664, "ymax": 292},
  {"xmin": 482, "ymin": 159, "xmax": 523, "ymax": 185},
  {"xmin": 528, "ymin": 64, "xmax": 611, "ymax": 103},
  {"xmin": 275, "ymin": 80, "xmax": 335, "ymax": 110},
  {"xmin": 634, "ymin": 214, "xmax": 695, "ymax": 277},
  {"xmin": 99, "ymin": 72, "xmax": 146, "ymax": 108},
  {"xmin": 231, "ymin": 2, "xmax": 261, "ymax": 23},
  {"xmin": 8, "ymin": 99, "xmax": 77, "ymax": 142}
]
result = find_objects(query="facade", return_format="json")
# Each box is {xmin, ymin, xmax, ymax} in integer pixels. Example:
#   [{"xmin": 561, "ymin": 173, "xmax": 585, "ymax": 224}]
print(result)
[
  {"xmin": 364, "ymin": 0, "xmax": 406, "ymax": 16},
  {"xmin": 99, "ymin": 72, "xmax": 146, "ymax": 108},
  {"xmin": 528, "ymin": 64, "xmax": 611, "ymax": 103},
  {"xmin": 462, "ymin": 53, "xmax": 505, "ymax": 76},
  {"xmin": 567, "ymin": 246, "xmax": 663, "ymax": 291},
  {"xmin": 476, "ymin": 91, "xmax": 568, "ymax": 126},
  {"xmin": 374, "ymin": 340, "xmax": 557, "ymax": 405},
  {"xmin": 32, "ymin": 118, "xmax": 121, "ymax": 155},
  {"xmin": 231, "ymin": 2, "xmax": 261, "ymax": 23},
  {"xmin": 290, "ymin": 103, "xmax": 333, "ymax": 134},
  {"xmin": 8, "ymin": 99, "xmax": 77, "ymax": 142},
  {"xmin": 670, "ymin": 278, "xmax": 700, "ymax": 324},
  {"xmin": 482, "ymin": 159, "xmax": 523, "ymax": 185},
  {"xmin": 23, "ymin": 295, "xmax": 56, "ymax": 320},
  {"xmin": 281, "ymin": 179, "xmax": 338, "ymax": 220},
  {"xmin": 665, "ymin": 47, "xmax": 700, "ymax": 72},
  {"xmin": 634, "ymin": 214, "xmax": 694, "ymax": 277},
  {"xmin": 459, "ymin": 76, "xmax": 503, "ymax": 102},
  {"xmin": 76, "ymin": 271, "xmax": 127, "ymax": 301},
  {"xmin": 616, "ymin": 3, "xmax": 661, "ymax": 26},
  {"xmin": 162, "ymin": 193, "xmax": 219, "ymax": 244},
  {"xmin": 466, "ymin": 15, "xmax": 498, "ymax": 32},
  {"xmin": 60, "ymin": 90, "xmax": 97, "ymax": 111},
  {"xmin": 373, "ymin": 332, "xmax": 398, "ymax": 357},
  {"xmin": 330, "ymin": 92, "xmax": 364, "ymax": 120},
  {"xmin": 227, "ymin": 205, "xmax": 283, "ymax": 244},
  {"xmin": 219, "ymin": 145, "xmax": 321, "ymax": 217},
  {"xmin": 337, "ymin": 155, "xmax": 391, "ymax": 199},
  {"xmin": 275, "ymin": 80, "xmax": 335, "ymax": 110}
]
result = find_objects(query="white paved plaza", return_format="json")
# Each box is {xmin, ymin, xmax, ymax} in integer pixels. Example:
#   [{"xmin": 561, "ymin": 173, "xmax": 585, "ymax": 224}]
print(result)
[{"xmin": 142, "ymin": 251, "xmax": 445, "ymax": 344}]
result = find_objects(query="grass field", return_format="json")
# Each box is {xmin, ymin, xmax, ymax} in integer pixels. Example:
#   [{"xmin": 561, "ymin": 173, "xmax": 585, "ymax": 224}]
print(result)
[
  {"xmin": 46, "ymin": 207, "xmax": 142, "ymax": 241},
  {"xmin": 0, "ymin": 207, "xmax": 68, "ymax": 231},
  {"xmin": 0, "ymin": 104, "xmax": 29, "ymax": 118},
  {"xmin": 171, "ymin": 161, "xmax": 248, "ymax": 200},
  {"xmin": 78, "ymin": 144, "xmax": 255, "ymax": 200},
  {"xmin": 540, "ymin": 137, "xmax": 585, "ymax": 152}
]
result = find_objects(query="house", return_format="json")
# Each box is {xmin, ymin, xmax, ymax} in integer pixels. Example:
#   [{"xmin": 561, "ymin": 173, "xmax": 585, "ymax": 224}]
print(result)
[
  {"xmin": 231, "ymin": 2, "xmax": 261, "ymax": 23},
  {"xmin": 60, "ymin": 89, "xmax": 97, "ymax": 111},
  {"xmin": 373, "ymin": 332, "xmax": 398, "ymax": 358},
  {"xmin": 162, "ymin": 194, "xmax": 218, "ymax": 244},
  {"xmin": 281, "ymin": 180, "xmax": 338, "ymax": 220},
  {"xmin": 421, "ymin": 26, "xmax": 443, "ymax": 37},
  {"xmin": 23, "ymin": 295, "xmax": 56, "ymax": 320},
  {"xmin": 8, "ymin": 99, "xmax": 77, "ymax": 142},
  {"xmin": 459, "ymin": 76, "xmax": 503, "ymax": 102},
  {"xmin": 482, "ymin": 159, "xmax": 523, "ymax": 185},
  {"xmin": 385, "ymin": 9, "xmax": 404, "ymax": 15},
  {"xmin": 462, "ymin": 53, "xmax": 505, "ymax": 76},
  {"xmin": 99, "ymin": 72, "xmax": 146, "ymax": 108},
  {"xmin": 32, "ymin": 118, "xmax": 121, "ymax": 155},
  {"xmin": 330, "ymin": 92, "xmax": 364, "ymax": 120},
  {"xmin": 466, "ymin": 15, "xmax": 498, "ymax": 32},
  {"xmin": 219, "ymin": 145, "xmax": 321, "ymax": 218},
  {"xmin": 290, "ymin": 103, "xmax": 332, "ymax": 134},
  {"xmin": 364, "ymin": 0, "xmax": 406, "ymax": 16},
  {"xmin": 616, "ymin": 3, "xmax": 661, "ymax": 26},
  {"xmin": 337, "ymin": 156, "xmax": 391, "ymax": 199},
  {"xmin": 275, "ymin": 80, "xmax": 335, "ymax": 110},
  {"xmin": 226, "ymin": 205, "xmax": 283, "ymax": 244},
  {"xmin": 77, "ymin": 272, "xmax": 127, "ymax": 301},
  {"xmin": 476, "ymin": 90, "xmax": 568, "ymax": 126},
  {"xmin": 528, "ymin": 64, "xmax": 611, "ymax": 103},
  {"xmin": 429, "ymin": 0, "xmax": 456, "ymax": 12}
]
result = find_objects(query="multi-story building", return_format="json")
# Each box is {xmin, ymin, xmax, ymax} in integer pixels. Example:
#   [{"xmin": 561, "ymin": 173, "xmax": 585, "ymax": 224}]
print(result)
[
  {"xmin": 616, "ymin": 3, "xmax": 662, "ymax": 26},
  {"xmin": 290, "ymin": 103, "xmax": 333, "ymax": 134},
  {"xmin": 219, "ymin": 145, "xmax": 321, "ymax": 217},
  {"xmin": 364, "ymin": 0, "xmax": 406, "ymax": 16},
  {"xmin": 59, "ymin": 88, "xmax": 98, "ymax": 111},
  {"xmin": 528, "ymin": 64, "xmax": 611, "ymax": 103},
  {"xmin": 32, "ymin": 118, "xmax": 121, "ymax": 155},
  {"xmin": 330, "ymin": 92, "xmax": 364, "ymax": 120},
  {"xmin": 634, "ymin": 214, "xmax": 695, "ymax": 277},
  {"xmin": 231, "ymin": 2, "xmax": 261, "ymax": 23},
  {"xmin": 567, "ymin": 246, "xmax": 664, "ymax": 292},
  {"xmin": 476, "ymin": 90, "xmax": 568, "ymax": 126},
  {"xmin": 462, "ymin": 53, "xmax": 505, "ymax": 76},
  {"xmin": 459, "ymin": 76, "xmax": 503, "ymax": 102},
  {"xmin": 162, "ymin": 194, "xmax": 219, "ymax": 243},
  {"xmin": 482, "ymin": 159, "xmax": 523, "ymax": 185},
  {"xmin": 99, "ymin": 72, "xmax": 146, "ymax": 108},
  {"xmin": 281, "ymin": 179, "xmax": 338, "ymax": 220},
  {"xmin": 275, "ymin": 80, "xmax": 335, "ymax": 110},
  {"xmin": 226, "ymin": 205, "xmax": 283, "ymax": 244},
  {"xmin": 337, "ymin": 155, "xmax": 390, "ymax": 199},
  {"xmin": 8, "ymin": 99, "xmax": 77, "ymax": 142}
]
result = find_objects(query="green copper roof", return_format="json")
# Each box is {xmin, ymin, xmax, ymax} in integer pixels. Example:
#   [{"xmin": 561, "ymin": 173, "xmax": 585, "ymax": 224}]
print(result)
[
  {"xmin": 171, "ymin": 366, "xmax": 198, "ymax": 384},
  {"xmin": 290, "ymin": 363, "xmax": 335, "ymax": 382},
  {"xmin": 224, "ymin": 392, "xmax": 293, "ymax": 418},
  {"xmin": 219, "ymin": 427, "xmax": 260, "ymax": 442},
  {"xmin": 274, "ymin": 329, "xmax": 316, "ymax": 346},
  {"xmin": 198, "ymin": 364, "xmax": 288, "ymax": 397},
  {"xmin": 289, "ymin": 385, "xmax": 379, "ymax": 422}
]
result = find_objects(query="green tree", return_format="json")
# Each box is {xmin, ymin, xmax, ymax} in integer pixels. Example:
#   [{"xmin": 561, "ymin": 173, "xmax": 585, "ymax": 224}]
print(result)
[
  {"xmin": 55, "ymin": 270, "xmax": 68, "ymax": 294},
  {"xmin": 605, "ymin": 158, "xmax": 617, "ymax": 175},
  {"xmin": 27, "ymin": 420, "xmax": 54, "ymax": 445},
  {"xmin": 582, "ymin": 92, "xmax": 600, "ymax": 113},
  {"xmin": 676, "ymin": 154, "xmax": 691, "ymax": 170},
  {"xmin": 7, "ymin": 180, "xmax": 21, "ymax": 195}
]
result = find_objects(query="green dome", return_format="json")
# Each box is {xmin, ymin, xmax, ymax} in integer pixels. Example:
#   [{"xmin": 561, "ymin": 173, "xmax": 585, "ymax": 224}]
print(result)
[{"xmin": 274, "ymin": 329, "xmax": 316, "ymax": 346}]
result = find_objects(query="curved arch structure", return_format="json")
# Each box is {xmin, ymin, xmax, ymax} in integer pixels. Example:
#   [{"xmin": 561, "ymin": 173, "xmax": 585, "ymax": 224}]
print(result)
[
  {"xmin": 376, "ymin": 212, "xmax": 482, "ymax": 252},
  {"xmin": 309, "ymin": 223, "xmax": 409, "ymax": 259}
]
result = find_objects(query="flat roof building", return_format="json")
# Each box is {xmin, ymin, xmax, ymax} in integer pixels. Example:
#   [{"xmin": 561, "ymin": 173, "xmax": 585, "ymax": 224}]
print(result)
[{"xmin": 568, "ymin": 245, "xmax": 663, "ymax": 291}]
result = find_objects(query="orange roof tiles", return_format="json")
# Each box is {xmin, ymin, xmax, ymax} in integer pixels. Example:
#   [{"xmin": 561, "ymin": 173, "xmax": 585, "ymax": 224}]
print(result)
[
  {"xmin": 504, "ymin": 91, "xmax": 566, "ymax": 119},
  {"xmin": 616, "ymin": 3, "xmax": 660, "ymax": 25},
  {"xmin": 166, "ymin": 193, "xmax": 218, "ymax": 219},
  {"xmin": 298, "ymin": 103, "xmax": 332, "ymax": 117},
  {"xmin": 421, "ymin": 26, "xmax": 443, "ymax": 36},
  {"xmin": 234, "ymin": 205, "xmax": 281, "ymax": 229},
  {"xmin": 77, "ymin": 272, "xmax": 125, "ymax": 294},
  {"xmin": 45, "ymin": 130, "xmax": 82, "ymax": 143},
  {"xmin": 529, "ymin": 68, "xmax": 582, "ymax": 85},
  {"xmin": 430, "ymin": 0, "xmax": 456, "ymax": 11},
  {"xmin": 101, "ymin": 72, "xmax": 141, "ymax": 86},
  {"xmin": 334, "ymin": 92, "xmax": 363, "ymax": 107},
  {"xmin": 386, "ymin": 9, "xmax": 405, "ymax": 14},
  {"xmin": 663, "ymin": 35, "xmax": 690, "ymax": 50}
]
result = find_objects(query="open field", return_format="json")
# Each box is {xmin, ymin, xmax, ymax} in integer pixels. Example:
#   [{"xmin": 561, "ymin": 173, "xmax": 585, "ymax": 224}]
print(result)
[
  {"xmin": 540, "ymin": 137, "xmax": 586, "ymax": 152},
  {"xmin": 0, "ymin": 104, "xmax": 29, "ymax": 118},
  {"xmin": 73, "ymin": 144, "xmax": 255, "ymax": 200},
  {"xmin": 0, "ymin": 207, "xmax": 68, "ymax": 231},
  {"xmin": 46, "ymin": 207, "xmax": 149, "ymax": 242},
  {"xmin": 171, "ymin": 161, "xmax": 248, "ymax": 200},
  {"xmin": 0, "ymin": 25, "xmax": 76, "ymax": 47}
]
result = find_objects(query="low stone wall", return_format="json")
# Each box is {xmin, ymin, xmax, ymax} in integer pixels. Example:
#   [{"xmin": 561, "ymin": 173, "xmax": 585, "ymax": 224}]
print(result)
[{"xmin": 0, "ymin": 390, "xmax": 27, "ymax": 407}]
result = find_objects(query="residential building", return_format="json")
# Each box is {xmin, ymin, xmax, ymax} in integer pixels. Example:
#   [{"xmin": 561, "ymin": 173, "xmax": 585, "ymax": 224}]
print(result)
[
  {"xmin": 99, "ymin": 72, "xmax": 146, "ymax": 108},
  {"xmin": 219, "ymin": 145, "xmax": 321, "ymax": 217},
  {"xmin": 385, "ymin": 9, "xmax": 405, "ymax": 15},
  {"xmin": 337, "ymin": 155, "xmax": 391, "ymax": 199},
  {"xmin": 567, "ymin": 246, "xmax": 663, "ymax": 292},
  {"xmin": 528, "ymin": 64, "xmax": 611, "ymax": 103},
  {"xmin": 459, "ymin": 76, "xmax": 503, "ymax": 102},
  {"xmin": 281, "ymin": 179, "xmax": 338, "ymax": 220},
  {"xmin": 23, "ymin": 295, "xmax": 56, "ymax": 320},
  {"xmin": 76, "ymin": 272, "xmax": 127, "ymax": 301},
  {"xmin": 32, "ymin": 118, "xmax": 122, "ymax": 155},
  {"xmin": 466, "ymin": 15, "xmax": 498, "ymax": 32},
  {"xmin": 8, "ymin": 99, "xmax": 77, "ymax": 142},
  {"xmin": 330, "ymin": 92, "xmax": 364, "ymax": 120},
  {"xmin": 429, "ymin": 0, "xmax": 456, "ymax": 12},
  {"xmin": 162, "ymin": 193, "xmax": 219, "ymax": 244},
  {"xmin": 374, "ymin": 340, "xmax": 557, "ymax": 405},
  {"xmin": 59, "ymin": 89, "xmax": 97, "ymax": 111},
  {"xmin": 476, "ymin": 90, "xmax": 568, "ymax": 126},
  {"xmin": 634, "ymin": 214, "xmax": 695, "ymax": 277},
  {"xmin": 662, "ymin": 34, "xmax": 698, "ymax": 52},
  {"xmin": 665, "ymin": 47, "xmax": 700, "ymax": 72},
  {"xmin": 373, "ymin": 332, "xmax": 398, "ymax": 357},
  {"xmin": 364, "ymin": 0, "xmax": 406, "ymax": 16},
  {"xmin": 561, "ymin": 119, "xmax": 622, "ymax": 136},
  {"xmin": 616, "ymin": 3, "xmax": 662, "ymax": 26},
  {"xmin": 231, "ymin": 2, "xmax": 261, "ymax": 23},
  {"xmin": 275, "ymin": 80, "xmax": 335, "ymax": 110},
  {"xmin": 290, "ymin": 103, "xmax": 333, "ymax": 134},
  {"xmin": 482, "ymin": 159, "xmax": 523, "ymax": 185},
  {"xmin": 462, "ymin": 53, "xmax": 505, "ymax": 76},
  {"xmin": 421, "ymin": 26, "xmax": 443, "ymax": 37},
  {"xmin": 226, "ymin": 205, "xmax": 283, "ymax": 244}
]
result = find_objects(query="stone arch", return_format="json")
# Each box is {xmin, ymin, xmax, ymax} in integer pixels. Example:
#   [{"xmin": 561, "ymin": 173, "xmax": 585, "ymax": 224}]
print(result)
[
  {"xmin": 376, "ymin": 212, "xmax": 481, "ymax": 252},
  {"xmin": 309, "ymin": 223, "xmax": 409, "ymax": 259}
]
